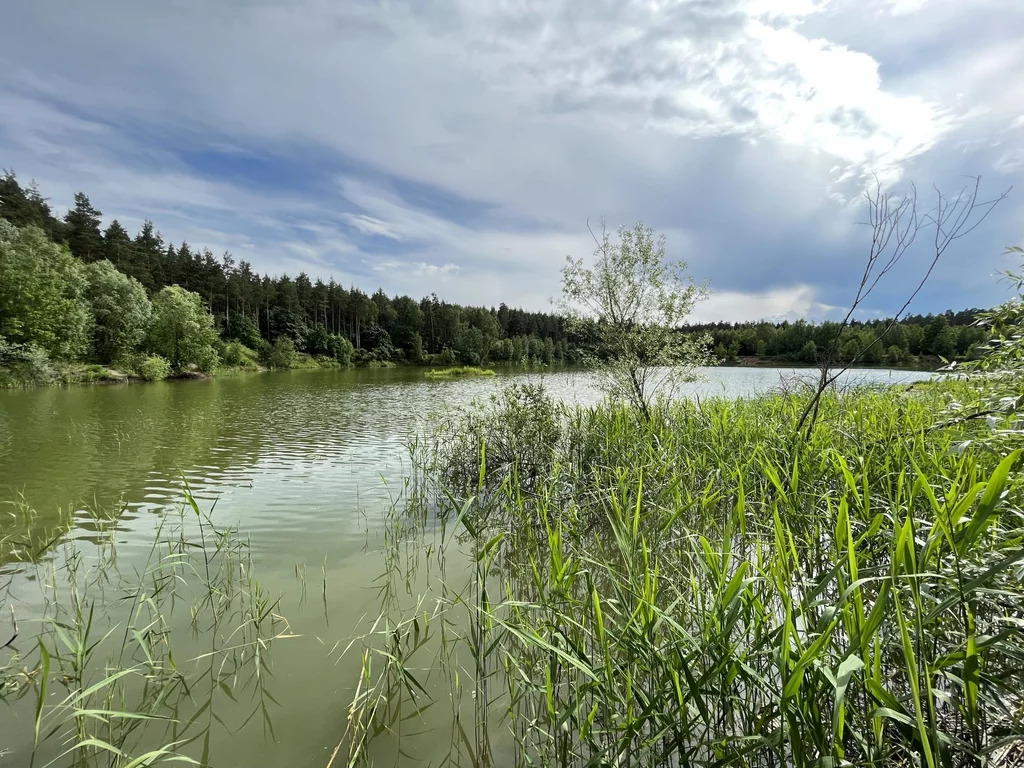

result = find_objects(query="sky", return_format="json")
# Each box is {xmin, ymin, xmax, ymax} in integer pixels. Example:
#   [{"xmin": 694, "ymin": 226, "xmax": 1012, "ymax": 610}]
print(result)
[{"xmin": 1, "ymin": 0, "xmax": 1022, "ymax": 322}]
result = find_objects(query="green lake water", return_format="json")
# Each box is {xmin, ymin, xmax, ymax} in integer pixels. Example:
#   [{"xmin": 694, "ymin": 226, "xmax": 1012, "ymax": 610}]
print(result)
[{"xmin": 0, "ymin": 366, "xmax": 930, "ymax": 766}]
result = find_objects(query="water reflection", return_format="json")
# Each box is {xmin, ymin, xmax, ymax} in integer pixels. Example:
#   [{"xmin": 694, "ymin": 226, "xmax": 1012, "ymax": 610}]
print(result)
[{"xmin": 0, "ymin": 367, "xmax": 929, "ymax": 559}]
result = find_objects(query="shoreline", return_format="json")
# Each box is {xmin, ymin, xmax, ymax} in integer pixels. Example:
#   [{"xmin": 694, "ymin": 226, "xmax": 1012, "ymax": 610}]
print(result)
[
  {"xmin": 715, "ymin": 355, "xmax": 945, "ymax": 373},
  {"xmin": 1, "ymin": 357, "xmax": 946, "ymax": 391}
]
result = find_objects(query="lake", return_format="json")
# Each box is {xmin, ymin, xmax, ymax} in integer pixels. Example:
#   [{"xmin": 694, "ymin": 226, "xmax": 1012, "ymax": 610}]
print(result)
[{"xmin": 0, "ymin": 366, "xmax": 930, "ymax": 766}]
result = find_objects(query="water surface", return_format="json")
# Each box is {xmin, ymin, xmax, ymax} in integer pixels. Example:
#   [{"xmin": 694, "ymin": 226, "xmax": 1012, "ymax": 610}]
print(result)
[{"xmin": 0, "ymin": 365, "xmax": 930, "ymax": 766}]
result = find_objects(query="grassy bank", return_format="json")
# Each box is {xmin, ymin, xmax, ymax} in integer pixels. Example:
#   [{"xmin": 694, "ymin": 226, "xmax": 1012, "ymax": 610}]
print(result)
[{"xmin": 348, "ymin": 380, "xmax": 1024, "ymax": 767}]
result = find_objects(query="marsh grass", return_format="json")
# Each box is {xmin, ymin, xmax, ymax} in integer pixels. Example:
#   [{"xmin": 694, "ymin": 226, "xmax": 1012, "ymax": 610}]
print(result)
[
  {"xmin": 424, "ymin": 367, "xmax": 497, "ymax": 379},
  {"xmin": 0, "ymin": 491, "xmax": 291, "ymax": 767},
  {"xmin": 344, "ymin": 381, "xmax": 1024, "ymax": 767}
]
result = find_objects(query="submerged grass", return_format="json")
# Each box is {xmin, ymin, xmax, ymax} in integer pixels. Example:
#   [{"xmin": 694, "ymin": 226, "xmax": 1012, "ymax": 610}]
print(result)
[{"xmin": 346, "ymin": 380, "xmax": 1024, "ymax": 767}]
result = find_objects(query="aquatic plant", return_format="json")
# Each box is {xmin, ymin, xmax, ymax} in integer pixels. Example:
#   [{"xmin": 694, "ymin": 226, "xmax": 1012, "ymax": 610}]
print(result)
[
  {"xmin": 0, "ymin": 491, "xmax": 290, "ymax": 767},
  {"xmin": 424, "ymin": 367, "xmax": 497, "ymax": 378},
  {"xmin": 345, "ymin": 381, "xmax": 1024, "ymax": 767}
]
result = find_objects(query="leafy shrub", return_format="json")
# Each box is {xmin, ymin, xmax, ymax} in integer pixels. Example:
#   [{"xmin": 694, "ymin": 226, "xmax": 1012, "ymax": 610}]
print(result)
[
  {"xmin": 330, "ymin": 334, "xmax": 355, "ymax": 365},
  {"xmin": 83, "ymin": 260, "xmax": 151, "ymax": 363},
  {"xmin": 0, "ymin": 221, "xmax": 93, "ymax": 360},
  {"xmin": 148, "ymin": 286, "xmax": 219, "ymax": 371},
  {"xmin": 227, "ymin": 314, "xmax": 263, "ymax": 350},
  {"xmin": 264, "ymin": 337, "xmax": 297, "ymax": 369},
  {"xmin": 221, "ymin": 341, "xmax": 260, "ymax": 369},
  {"xmin": 304, "ymin": 326, "xmax": 355, "ymax": 364},
  {"xmin": 427, "ymin": 383, "xmax": 562, "ymax": 494},
  {"xmin": 884, "ymin": 344, "xmax": 906, "ymax": 365},
  {"xmin": 136, "ymin": 355, "xmax": 171, "ymax": 381},
  {"xmin": 0, "ymin": 337, "xmax": 55, "ymax": 386},
  {"xmin": 433, "ymin": 348, "xmax": 457, "ymax": 366}
]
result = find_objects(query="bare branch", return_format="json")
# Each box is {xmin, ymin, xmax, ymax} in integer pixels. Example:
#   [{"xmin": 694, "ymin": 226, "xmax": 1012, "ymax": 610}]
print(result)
[{"xmin": 796, "ymin": 176, "xmax": 1009, "ymax": 437}]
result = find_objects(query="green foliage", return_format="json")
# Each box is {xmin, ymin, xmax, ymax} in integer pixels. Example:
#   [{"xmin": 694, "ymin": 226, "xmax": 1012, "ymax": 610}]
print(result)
[
  {"xmin": 0, "ymin": 176, "xmax": 582, "ymax": 370},
  {"xmin": 0, "ymin": 498, "xmax": 287, "ymax": 766},
  {"xmin": 303, "ymin": 325, "xmax": 354, "ymax": 363},
  {"xmin": 331, "ymin": 333, "xmax": 355, "ymax": 365},
  {"xmin": 0, "ymin": 173, "xmax": 996, "ymax": 385},
  {"xmin": 947, "ymin": 246, "xmax": 1024, "ymax": 450},
  {"xmin": 147, "ymin": 285, "xmax": 220, "ymax": 372},
  {"xmin": 62, "ymin": 192, "xmax": 104, "ymax": 262},
  {"xmin": 0, "ymin": 172, "xmax": 64, "ymax": 241},
  {"xmin": 840, "ymin": 335, "xmax": 862, "ymax": 361},
  {"xmin": 228, "ymin": 314, "xmax": 263, "ymax": 349},
  {"xmin": 799, "ymin": 339, "xmax": 818, "ymax": 363},
  {"xmin": 432, "ymin": 348, "xmax": 458, "ymax": 366},
  {"xmin": 560, "ymin": 223, "xmax": 713, "ymax": 416},
  {"xmin": 360, "ymin": 379, "xmax": 1024, "ymax": 767},
  {"xmin": 885, "ymin": 344, "xmax": 907, "ymax": 365},
  {"xmin": 697, "ymin": 311, "xmax": 985, "ymax": 367},
  {"xmin": 0, "ymin": 221, "xmax": 93, "ymax": 360},
  {"xmin": 269, "ymin": 306, "xmax": 308, "ymax": 348},
  {"xmin": 135, "ymin": 355, "xmax": 171, "ymax": 381},
  {"xmin": 221, "ymin": 341, "xmax": 261, "ymax": 369},
  {"xmin": 264, "ymin": 337, "xmax": 297, "ymax": 369},
  {"xmin": 0, "ymin": 337, "xmax": 55, "ymax": 387},
  {"xmin": 69, "ymin": 363, "xmax": 127, "ymax": 383},
  {"xmin": 83, "ymin": 260, "xmax": 152, "ymax": 363},
  {"xmin": 424, "ymin": 366, "xmax": 496, "ymax": 378}
]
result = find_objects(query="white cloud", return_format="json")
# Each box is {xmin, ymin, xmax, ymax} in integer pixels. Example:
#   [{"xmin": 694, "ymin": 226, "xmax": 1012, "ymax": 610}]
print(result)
[
  {"xmin": 343, "ymin": 214, "xmax": 404, "ymax": 240},
  {"xmin": 370, "ymin": 259, "xmax": 460, "ymax": 276},
  {"xmin": 0, "ymin": 0, "xmax": 1020, "ymax": 316},
  {"xmin": 995, "ymin": 149, "xmax": 1024, "ymax": 174},
  {"xmin": 693, "ymin": 285, "xmax": 836, "ymax": 323}
]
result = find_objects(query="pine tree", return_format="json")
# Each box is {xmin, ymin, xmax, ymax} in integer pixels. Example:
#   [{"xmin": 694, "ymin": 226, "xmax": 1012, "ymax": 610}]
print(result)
[
  {"xmin": 63, "ymin": 192, "xmax": 105, "ymax": 262},
  {"xmin": 103, "ymin": 220, "xmax": 133, "ymax": 268}
]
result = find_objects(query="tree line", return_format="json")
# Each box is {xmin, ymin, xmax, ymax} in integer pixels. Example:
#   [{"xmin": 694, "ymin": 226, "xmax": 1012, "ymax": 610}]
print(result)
[
  {"xmin": 0, "ymin": 170, "xmax": 983, "ymax": 384},
  {"xmin": 697, "ymin": 310, "xmax": 987, "ymax": 366},
  {"xmin": 0, "ymin": 172, "xmax": 576, "ymax": 379}
]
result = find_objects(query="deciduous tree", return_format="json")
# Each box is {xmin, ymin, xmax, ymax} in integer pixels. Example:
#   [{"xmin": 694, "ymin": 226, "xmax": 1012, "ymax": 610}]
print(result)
[
  {"xmin": 559, "ymin": 222, "xmax": 712, "ymax": 418},
  {"xmin": 0, "ymin": 221, "xmax": 92, "ymax": 360},
  {"xmin": 84, "ymin": 260, "xmax": 152, "ymax": 363},
  {"xmin": 148, "ymin": 285, "xmax": 219, "ymax": 372}
]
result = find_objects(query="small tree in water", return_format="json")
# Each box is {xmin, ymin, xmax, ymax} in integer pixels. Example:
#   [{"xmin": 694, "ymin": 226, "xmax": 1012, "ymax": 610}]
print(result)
[{"xmin": 559, "ymin": 222, "xmax": 712, "ymax": 419}]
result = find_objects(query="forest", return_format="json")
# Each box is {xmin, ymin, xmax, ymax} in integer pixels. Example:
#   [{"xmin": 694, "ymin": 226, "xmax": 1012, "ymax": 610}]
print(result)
[{"xmin": 0, "ymin": 171, "xmax": 983, "ymax": 386}]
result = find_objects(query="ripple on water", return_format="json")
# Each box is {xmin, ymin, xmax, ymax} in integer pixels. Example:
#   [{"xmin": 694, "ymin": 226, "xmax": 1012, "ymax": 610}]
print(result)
[{"xmin": 0, "ymin": 366, "xmax": 931, "ymax": 553}]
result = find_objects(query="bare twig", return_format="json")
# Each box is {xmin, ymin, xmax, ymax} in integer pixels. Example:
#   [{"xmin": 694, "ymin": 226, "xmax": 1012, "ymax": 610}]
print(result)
[{"xmin": 795, "ymin": 177, "xmax": 1010, "ymax": 437}]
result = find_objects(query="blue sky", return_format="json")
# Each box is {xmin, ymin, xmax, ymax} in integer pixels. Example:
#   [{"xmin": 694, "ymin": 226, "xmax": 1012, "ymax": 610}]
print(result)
[{"xmin": 1, "ymin": 0, "xmax": 1022, "ymax": 321}]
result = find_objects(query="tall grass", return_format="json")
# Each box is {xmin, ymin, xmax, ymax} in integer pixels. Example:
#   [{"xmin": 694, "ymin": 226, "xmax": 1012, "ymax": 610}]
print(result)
[
  {"xmin": 424, "ymin": 367, "xmax": 497, "ymax": 378},
  {"xmin": 346, "ymin": 381, "xmax": 1024, "ymax": 767},
  {"xmin": 0, "ymin": 492, "xmax": 290, "ymax": 767}
]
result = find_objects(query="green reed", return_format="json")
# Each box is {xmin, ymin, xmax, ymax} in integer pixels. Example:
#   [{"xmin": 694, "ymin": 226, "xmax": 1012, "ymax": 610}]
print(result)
[
  {"xmin": 0, "ymin": 491, "xmax": 290, "ymax": 768},
  {"xmin": 346, "ymin": 381, "xmax": 1024, "ymax": 767}
]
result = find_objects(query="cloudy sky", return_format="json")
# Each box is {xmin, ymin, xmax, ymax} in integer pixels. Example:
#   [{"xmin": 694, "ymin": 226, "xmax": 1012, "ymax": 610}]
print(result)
[{"xmin": 1, "ymin": 0, "xmax": 1021, "ymax": 321}]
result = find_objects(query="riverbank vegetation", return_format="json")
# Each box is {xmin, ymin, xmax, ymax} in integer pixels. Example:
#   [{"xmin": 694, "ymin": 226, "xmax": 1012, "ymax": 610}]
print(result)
[
  {"xmin": 346, "ymin": 330, "xmax": 1024, "ymax": 766},
  {"xmin": 0, "ymin": 173, "xmax": 578, "ymax": 383},
  {"xmin": 703, "ymin": 309, "xmax": 987, "ymax": 366},
  {"xmin": 352, "ymin": 374, "xmax": 1021, "ymax": 767},
  {"xmin": 3, "ymin": 168, "xmax": 1020, "ymax": 765},
  {"xmin": 425, "ymin": 366, "xmax": 497, "ymax": 378}
]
